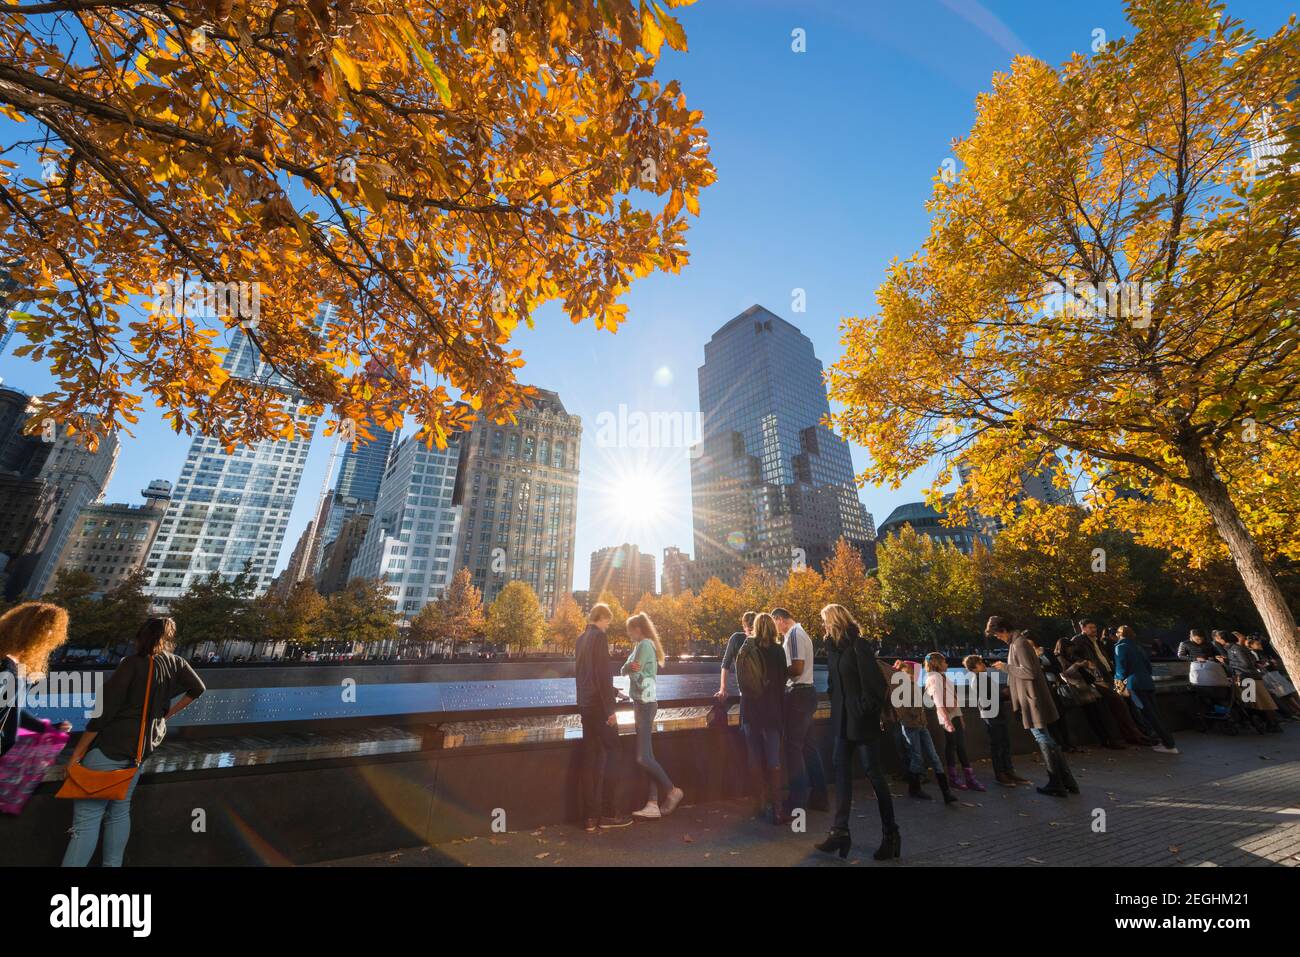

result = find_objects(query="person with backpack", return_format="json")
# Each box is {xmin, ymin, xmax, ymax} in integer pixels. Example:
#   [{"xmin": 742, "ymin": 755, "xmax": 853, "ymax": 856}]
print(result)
[
  {"xmin": 892, "ymin": 658, "xmax": 958, "ymax": 803},
  {"xmin": 815, "ymin": 603, "xmax": 900, "ymax": 861},
  {"xmin": 735, "ymin": 612, "xmax": 788, "ymax": 824}
]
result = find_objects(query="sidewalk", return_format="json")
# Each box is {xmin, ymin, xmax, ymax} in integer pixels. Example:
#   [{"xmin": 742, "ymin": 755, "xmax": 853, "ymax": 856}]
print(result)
[{"xmin": 321, "ymin": 729, "xmax": 1300, "ymax": 867}]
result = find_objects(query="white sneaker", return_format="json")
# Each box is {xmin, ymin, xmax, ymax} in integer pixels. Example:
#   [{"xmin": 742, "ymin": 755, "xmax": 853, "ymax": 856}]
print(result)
[
  {"xmin": 661, "ymin": 787, "xmax": 684, "ymax": 815},
  {"xmin": 632, "ymin": 801, "xmax": 661, "ymax": 819},
  {"xmin": 1151, "ymin": 745, "xmax": 1180, "ymax": 754}
]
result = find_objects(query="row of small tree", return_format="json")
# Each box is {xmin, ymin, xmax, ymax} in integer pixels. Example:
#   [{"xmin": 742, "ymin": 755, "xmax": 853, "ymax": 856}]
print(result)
[{"xmin": 18, "ymin": 503, "xmax": 1293, "ymax": 657}]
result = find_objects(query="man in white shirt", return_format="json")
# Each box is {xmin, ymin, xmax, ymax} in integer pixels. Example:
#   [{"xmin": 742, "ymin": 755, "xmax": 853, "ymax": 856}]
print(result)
[{"xmin": 772, "ymin": 608, "xmax": 826, "ymax": 814}]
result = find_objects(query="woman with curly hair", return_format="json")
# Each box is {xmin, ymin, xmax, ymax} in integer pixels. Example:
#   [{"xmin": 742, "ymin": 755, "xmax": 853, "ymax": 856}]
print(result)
[{"xmin": 0, "ymin": 602, "xmax": 73, "ymax": 757}]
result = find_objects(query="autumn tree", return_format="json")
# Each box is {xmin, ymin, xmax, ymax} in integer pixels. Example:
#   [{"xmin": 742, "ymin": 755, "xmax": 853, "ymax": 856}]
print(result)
[
  {"xmin": 320, "ymin": 578, "xmax": 397, "ymax": 646},
  {"xmin": 170, "ymin": 565, "xmax": 260, "ymax": 646},
  {"xmin": 876, "ymin": 526, "xmax": 981, "ymax": 650},
  {"xmin": 692, "ymin": 577, "xmax": 743, "ymax": 651},
  {"xmin": 634, "ymin": 590, "xmax": 695, "ymax": 657},
  {"xmin": 821, "ymin": 537, "xmax": 886, "ymax": 640},
  {"xmin": 736, "ymin": 566, "xmax": 779, "ymax": 616},
  {"xmin": 773, "ymin": 567, "xmax": 828, "ymax": 639},
  {"xmin": 485, "ymin": 580, "xmax": 545, "ymax": 653},
  {"xmin": 259, "ymin": 579, "xmax": 326, "ymax": 646},
  {"xmin": 0, "ymin": 0, "xmax": 714, "ymax": 450},
  {"xmin": 547, "ymin": 592, "xmax": 586, "ymax": 654},
  {"xmin": 592, "ymin": 589, "xmax": 632, "ymax": 648},
  {"xmin": 979, "ymin": 506, "xmax": 1141, "ymax": 636},
  {"xmin": 829, "ymin": 0, "xmax": 1300, "ymax": 676},
  {"xmin": 408, "ymin": 567, "xmax": 485, "ymax": 655}
]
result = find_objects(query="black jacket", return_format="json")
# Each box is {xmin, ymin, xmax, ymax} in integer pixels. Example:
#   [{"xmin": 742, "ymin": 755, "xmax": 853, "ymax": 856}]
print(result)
[
  {"xmin": 575, "ymin": 624, "xmax": 616, "ymax": 718},
  {"xmin": 826, "ymin": 628, "xmax": 888, "ymax": 743},
  {"xmin": 85, "ymin": 652, "xmax": 206, "ymax": 762},
  {"xmin": 1, "ymin": 657, "xmax": 49, "ymax": 756}
]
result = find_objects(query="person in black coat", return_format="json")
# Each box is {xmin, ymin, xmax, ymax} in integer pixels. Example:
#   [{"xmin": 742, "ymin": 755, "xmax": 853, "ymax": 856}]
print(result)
[{"xmin": 814, "ymin": 603, "xmax": 900, "ymax": 861}]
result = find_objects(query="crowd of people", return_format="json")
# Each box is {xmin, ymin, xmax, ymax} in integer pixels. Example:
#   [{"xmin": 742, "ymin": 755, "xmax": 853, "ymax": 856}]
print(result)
[
  {"xmin": 2, "ymin": 596, "xmax": 1295, "ymax": 867},
  {"xmin": 575, "ymin": 604, "xmax": 1295, "ymax": 863}
]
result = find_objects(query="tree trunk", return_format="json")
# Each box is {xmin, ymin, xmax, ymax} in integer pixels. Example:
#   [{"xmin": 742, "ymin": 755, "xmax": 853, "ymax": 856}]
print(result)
[{"xmin": 1182, "ymin": 443, "xmax": 1300, "ymax": 680}]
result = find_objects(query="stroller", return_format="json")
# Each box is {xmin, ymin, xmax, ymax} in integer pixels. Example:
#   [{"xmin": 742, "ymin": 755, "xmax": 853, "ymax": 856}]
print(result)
[
  {"xmin": 1188, "ymin": 660, "xmax": 1250, "ymax": 735},
  {"xmin": 1192, "ymin": 684, "xmax": 1244, "ymax": 735}
]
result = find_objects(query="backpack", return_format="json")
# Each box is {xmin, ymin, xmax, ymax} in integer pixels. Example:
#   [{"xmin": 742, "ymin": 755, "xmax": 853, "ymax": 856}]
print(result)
[{"xmin": 735, "ymin": 637, "xmax": 769, "ymax": 699}]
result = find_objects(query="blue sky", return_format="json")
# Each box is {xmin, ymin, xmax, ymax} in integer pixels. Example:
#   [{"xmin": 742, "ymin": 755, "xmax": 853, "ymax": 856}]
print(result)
[{"xmin": 1, "ymin": 0, "xmax": 1292, "ymax": 591}]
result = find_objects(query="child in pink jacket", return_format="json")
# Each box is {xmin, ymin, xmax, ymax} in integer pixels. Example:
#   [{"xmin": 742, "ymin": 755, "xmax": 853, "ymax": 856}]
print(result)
[{"xmin": 924, "ymin": 652, "xmax": 985, "ymax": 792}]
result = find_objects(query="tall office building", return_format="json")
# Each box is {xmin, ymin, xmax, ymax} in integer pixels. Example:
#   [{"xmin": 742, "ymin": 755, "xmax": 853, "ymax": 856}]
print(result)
[
  {"xmin": 316, "ymin": 506, "xmax": 373, "ymax": 595},
  {"xmin": 0, "ymin": 388, "xmax": 54, "ymax": 596},
  {"xmin": 46, "ymin": 480, "xmax": 171, "ymax": 594},
  {"xmin": 451, "ymin": 388, "xmax": 581, "ymax": 615},
  {"xmin": 0, "ymin": 387, "xmax": 121, "ymax": 597},
  {"xmin": 319, "ymin": 419, "xmax": 397, "ymax": 550},
  {"xmin": 589, "ymin": 543, "xmax": 656, "ymax": 609},
  {"xmin": 660, "ymin": 545, "xmax": 698, "ymax": 596},
  {"xmin": 144, "ymin": 329, "xmax": 319, "ymax": 601},
  {"xmin": 689, "ymin": 305, "xmax": 874, "ymax": 585},
  {"xmin": 349, "ymin": 433, "xmax": 462, "ymax": 617}
]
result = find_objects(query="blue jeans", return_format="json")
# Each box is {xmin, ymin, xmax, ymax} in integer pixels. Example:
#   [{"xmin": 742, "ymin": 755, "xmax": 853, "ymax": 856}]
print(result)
[
  {"xmin": 783, "ymin": 686, "xmax": 825, "ymax": 810},
  {"xmin": 61, "ymin": 749, "xmax": 140, "ymax": 867},
  {"xmin": 831, "ymin": 735, "xmax": 895, "ymax": 833},
  {"xmin": 899, "ymin": 723, "xmax": 943, "ymax": 776},
  {"xmin": 633, "ymin": 701, "xmax": 674, "ymax": 802},
  {"xmin": 744, "ymin": 724, "xmax": 781, "ymax": 771}
]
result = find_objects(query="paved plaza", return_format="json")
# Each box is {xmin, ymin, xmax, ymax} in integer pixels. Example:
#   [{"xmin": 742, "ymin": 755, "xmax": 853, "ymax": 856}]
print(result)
[{"xmin": 323, "ymin": 728, "xmax": 1300, "ymax": 867}]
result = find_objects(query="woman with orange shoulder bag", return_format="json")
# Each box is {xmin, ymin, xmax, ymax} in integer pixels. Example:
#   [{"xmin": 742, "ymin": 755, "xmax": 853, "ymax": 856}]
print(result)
[{"xmin": 60, "ymin": 617, "xmax": 205, "ymax": 867}]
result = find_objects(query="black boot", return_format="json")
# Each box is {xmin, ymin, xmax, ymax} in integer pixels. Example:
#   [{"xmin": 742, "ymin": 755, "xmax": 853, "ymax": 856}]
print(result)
[
  {"xmin": 873, "ymin": 825, "xmax": 901, "ymax": 861},
  {"xmin": 814, "ymin": 828, "xmax": 850, "ymax": 858},
  {"xmin": 1037, "ymin": 771, "xmax": 1068, "ymax": 798},
  {"xmin": 1049, "ymin": 749, "xmax": 1080, "ymax": 794},
  {"xmin": 936, "ymin": 771, "xmax": 959, "ymax": 805},
  {"xmin": 907, "ymin": 772, "xmax": 933, "ymax": 801}
]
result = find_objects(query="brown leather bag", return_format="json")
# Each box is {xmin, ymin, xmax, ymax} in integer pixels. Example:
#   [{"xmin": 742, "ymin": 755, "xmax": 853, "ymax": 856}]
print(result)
[{"xmin": 56, "ymin": 655, "xmax": 153, "ymax": 801}]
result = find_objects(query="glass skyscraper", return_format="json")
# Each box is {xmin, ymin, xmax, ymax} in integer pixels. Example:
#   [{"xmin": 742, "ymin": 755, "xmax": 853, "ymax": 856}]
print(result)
[
  {"xmin": 689, "ymin": 305, "xmax": 873, "ymax": 584},
  {"xmin": 319, "ymin": 418, "xmax": 397, "ymax": 552},
  {"xmin": 348, "ymin": 433, "xmax": 462, "ymax": 617},
  {"xmin": 144, "ymin": 329, "xmax": 318, "ymax": 600}
]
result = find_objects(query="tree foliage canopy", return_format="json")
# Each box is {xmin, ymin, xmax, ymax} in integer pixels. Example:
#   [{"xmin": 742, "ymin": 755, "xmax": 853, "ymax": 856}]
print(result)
[
  {"xmin": 0, "ymin": 0, "xmax": 713, "ymax": 449},
  {"xmin": 828, "ymin": 0, "xmax": 1300, "ymax": 669}
]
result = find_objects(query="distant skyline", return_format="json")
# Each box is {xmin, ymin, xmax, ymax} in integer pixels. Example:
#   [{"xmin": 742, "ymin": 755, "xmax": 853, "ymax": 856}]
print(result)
[{"xmin": 0, "ymin": 0, "xmax": 1291, "ymax": 593}]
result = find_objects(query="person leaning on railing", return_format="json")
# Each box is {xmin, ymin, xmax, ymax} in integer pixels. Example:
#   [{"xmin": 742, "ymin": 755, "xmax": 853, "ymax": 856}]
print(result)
[{"xmin": 61, "ymin": 617, "xmax": 205, "ymax": 867}]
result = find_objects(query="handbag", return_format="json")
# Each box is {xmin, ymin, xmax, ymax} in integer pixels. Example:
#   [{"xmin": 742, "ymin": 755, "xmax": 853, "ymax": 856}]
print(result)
[
  {"xmin": 1113, "ymin": 677, "xmax": 1131, "ymax": 698},
  {"xmin": 56, "ymin": 655, "xmax": 153, "ymax": 801},
  {"xmin": 0, "ymin": 724, "xmax": 70, "ymax": 814}
]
